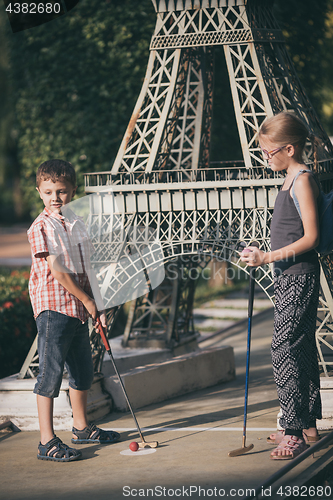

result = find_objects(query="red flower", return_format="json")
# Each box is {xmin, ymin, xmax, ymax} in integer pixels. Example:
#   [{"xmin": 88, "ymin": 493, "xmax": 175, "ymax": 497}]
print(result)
[{"xmin": 3, "ymin": 301, "xmax": 14, "ymax": 309}]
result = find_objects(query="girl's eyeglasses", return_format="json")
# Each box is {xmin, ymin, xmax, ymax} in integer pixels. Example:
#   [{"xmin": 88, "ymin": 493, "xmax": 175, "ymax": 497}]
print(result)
[{"xmin": 260, "ymin": 145, "xmax": 287, "ymax": 160}]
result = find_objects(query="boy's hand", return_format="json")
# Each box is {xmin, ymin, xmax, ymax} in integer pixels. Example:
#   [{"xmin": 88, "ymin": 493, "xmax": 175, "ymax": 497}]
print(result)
[
  {"xmin": 83, "ymin": 296, "xmax": 98, "ymax": 320},
  {"xmin": 99, "ymin": 311, "xmax": 107, "ymax": 329},
  {"xmin": 83, "ymin": 297, "xmax": 106, "ymax": 329}
]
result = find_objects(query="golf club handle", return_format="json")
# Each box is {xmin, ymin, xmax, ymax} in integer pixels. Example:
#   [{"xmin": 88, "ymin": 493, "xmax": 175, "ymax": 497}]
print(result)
[
  {"xmin": 95, "ymin": 317, "xmax": 111, "ymax": 352},
  {"xmin": 248, "ymin": 271, "xmax": 256, "ymax": 317},
  {"xmin": 248, "ymin": 241, "xmax": 259, "ymax": 317}
]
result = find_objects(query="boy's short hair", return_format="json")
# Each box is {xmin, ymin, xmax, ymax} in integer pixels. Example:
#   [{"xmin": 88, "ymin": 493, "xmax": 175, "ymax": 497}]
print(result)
[{"xmin": 36, "ymin": 159, "xmax": 76, "ymax": 187}]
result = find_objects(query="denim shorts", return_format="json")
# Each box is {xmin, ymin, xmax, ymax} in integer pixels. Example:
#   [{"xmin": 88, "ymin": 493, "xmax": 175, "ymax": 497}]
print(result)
[{"xmin": 34, "ymin": 310, "xmax": 94, "ymax": 398}]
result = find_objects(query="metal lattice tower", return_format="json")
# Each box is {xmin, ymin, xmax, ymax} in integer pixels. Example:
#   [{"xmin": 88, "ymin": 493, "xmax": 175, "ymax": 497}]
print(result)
[{"xmin": 19, "ymin": 0, "xmax": 333, "ymax": 378}]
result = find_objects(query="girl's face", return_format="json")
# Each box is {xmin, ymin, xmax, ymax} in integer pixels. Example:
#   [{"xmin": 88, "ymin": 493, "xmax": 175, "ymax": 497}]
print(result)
[{"xmin": 259, "ymin": 134, "xmax": 291, "ymax": 171}]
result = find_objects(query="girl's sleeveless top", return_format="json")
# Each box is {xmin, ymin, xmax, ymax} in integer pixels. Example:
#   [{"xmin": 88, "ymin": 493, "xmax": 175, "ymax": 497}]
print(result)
[{"xmin": 270, "ymin": 185, "xmax": 319, "ymax": 275}]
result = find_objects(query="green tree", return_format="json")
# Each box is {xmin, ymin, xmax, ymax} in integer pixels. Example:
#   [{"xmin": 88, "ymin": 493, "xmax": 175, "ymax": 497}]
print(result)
[
  {"xmin": 0, "ymin": 7, "xmax": 22, "ymax": 223},
  {"xmin": 274, "ymin": 0, "xmax": 331, "ymax": 128},
  {"xmin": 7, "ymin": 0, "xmax": 154, "ymax": 216},
  {"xmin": 319, "ymin": 0, "xmax": 333, "ymax": 133}
]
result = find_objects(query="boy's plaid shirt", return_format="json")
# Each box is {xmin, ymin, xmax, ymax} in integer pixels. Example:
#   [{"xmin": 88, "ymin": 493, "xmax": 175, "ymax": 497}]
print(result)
[{"xmin": 27, "ymin": 207, "xmax": 94, "ymax": 322}]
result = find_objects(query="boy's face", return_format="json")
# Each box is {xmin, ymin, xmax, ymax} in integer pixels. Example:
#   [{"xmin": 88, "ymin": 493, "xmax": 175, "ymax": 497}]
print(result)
[{"xmin": 37, "ymin": 178, "xmax": 77, "ymax": 214}]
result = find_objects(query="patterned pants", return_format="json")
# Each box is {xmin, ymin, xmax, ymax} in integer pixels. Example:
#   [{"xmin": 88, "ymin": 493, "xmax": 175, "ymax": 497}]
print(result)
[{"xmin": 272, "ymin": 272, "xmax": 322, "ymax": 430}]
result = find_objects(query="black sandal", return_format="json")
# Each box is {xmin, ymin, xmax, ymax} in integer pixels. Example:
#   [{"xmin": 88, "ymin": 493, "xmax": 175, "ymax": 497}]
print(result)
[
  {"xmin": 71, "ymin": 423, "xmax": 120, "ymax": 444},
  {"xmin": 38, "ymin": 436, "xmax": 82, "ymax": 462}
]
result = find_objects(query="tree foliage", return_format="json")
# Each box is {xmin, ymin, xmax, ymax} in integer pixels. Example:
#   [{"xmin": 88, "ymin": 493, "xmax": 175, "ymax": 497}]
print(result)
[
  {"xmin": 320, "ymin": 0, "xmax": 333, "ymax": 132},
  {"xmin": 274, "ymin": 0, "xmax": 332, "ymax": 127},
  {"xmin": 7, "ymin": 0, "xmax": 155, "ymax": 216}
]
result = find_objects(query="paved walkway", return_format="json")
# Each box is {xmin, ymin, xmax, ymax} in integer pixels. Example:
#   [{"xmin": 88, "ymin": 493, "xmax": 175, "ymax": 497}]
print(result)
[
  {"xmin": 1, "ymin": 309, "xmax": 332, "ymax": 500},
  {"xmin": 1, "ymin": 226, "xmax": 332, "ymax": 499}
]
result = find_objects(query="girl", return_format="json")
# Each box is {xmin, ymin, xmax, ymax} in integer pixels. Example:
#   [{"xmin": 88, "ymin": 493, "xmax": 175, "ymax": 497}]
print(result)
[{"xmin": 241, "ymin": 111, "xmax": 322, "ymax": 460}]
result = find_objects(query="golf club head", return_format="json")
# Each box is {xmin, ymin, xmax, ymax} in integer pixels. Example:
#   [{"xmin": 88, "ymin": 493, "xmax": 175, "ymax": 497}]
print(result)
[
  {"xmin": 138, "ymin": 441, "xmax": 159, "ymax": 449},
  {"xmin": 228, "ymin": 443, "xmax": 254, "ymax": 457}
]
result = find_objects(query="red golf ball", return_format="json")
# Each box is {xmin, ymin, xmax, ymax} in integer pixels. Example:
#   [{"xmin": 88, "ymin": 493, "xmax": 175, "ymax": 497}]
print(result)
[{"xmin": 129, "ymin": 441, "xmax": 139, "ymax": 452}]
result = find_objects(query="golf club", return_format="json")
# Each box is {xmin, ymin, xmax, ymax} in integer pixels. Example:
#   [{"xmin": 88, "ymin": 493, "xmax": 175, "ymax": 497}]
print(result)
[
  {"xmin": 228, "ymin": 241, "xmax": 259, "ymax": 457},
  {"xmin": 95, "ymin": 316, "xmax": 158, "ymax": 449}
]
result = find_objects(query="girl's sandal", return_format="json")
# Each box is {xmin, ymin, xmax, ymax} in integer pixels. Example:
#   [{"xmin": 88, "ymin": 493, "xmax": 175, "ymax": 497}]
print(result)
[
  {"xmin": 71, "ymin": 423, "xmax": 120, "ymax": 444},
  {"xmin": 267, "ymin": 429, "xmax": 321, "ymax": 444},
  {"xmin": 37, "ymin": 436, "xmax": 82, "ymax": 462},
  {"xmin": 302, "ymin": 431, "xmax": 321, "ymax": 443},
  {"xmin": 270, "ymin": 435, "xmax": 309, "ymax": 460}
]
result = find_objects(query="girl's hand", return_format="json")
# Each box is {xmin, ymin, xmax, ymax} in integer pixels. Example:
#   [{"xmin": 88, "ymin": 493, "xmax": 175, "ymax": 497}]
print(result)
[{"xmin": 240, "ymin": 247, "xmax": 266, "ymax": 267}]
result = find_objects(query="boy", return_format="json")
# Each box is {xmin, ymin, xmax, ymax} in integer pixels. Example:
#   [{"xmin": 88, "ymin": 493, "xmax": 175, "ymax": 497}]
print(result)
[{"xmin": 28, "ymin": 159, "xmax": 120, "ymax": 462}]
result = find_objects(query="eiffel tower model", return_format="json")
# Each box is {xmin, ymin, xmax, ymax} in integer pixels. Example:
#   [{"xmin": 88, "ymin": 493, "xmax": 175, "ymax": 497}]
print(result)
[{"xmin": 20, "ymin": 0, "xmax": 333, "ymax": 378}]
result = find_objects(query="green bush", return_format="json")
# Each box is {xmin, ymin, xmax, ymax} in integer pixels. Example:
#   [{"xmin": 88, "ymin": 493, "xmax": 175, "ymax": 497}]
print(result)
[{"xmin": 0, "ymin": 268, "xmax": 36, "ymax": 378}]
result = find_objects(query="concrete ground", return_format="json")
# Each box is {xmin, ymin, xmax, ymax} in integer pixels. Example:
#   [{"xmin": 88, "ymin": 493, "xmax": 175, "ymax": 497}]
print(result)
[{"xmin": 1, "ymin": 309, "xmax": 333, "ymax": 500}]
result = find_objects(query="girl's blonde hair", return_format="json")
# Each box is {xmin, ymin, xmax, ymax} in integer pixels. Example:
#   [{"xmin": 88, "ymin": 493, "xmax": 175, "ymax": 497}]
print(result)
[{"xmin": 259, "ymin": 111, "xmax": 319, "ymax": 171}]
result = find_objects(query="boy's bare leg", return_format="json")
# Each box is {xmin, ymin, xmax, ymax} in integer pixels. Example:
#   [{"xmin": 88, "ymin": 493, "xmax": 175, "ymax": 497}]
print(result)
[
  {"xmin": 37, "ymin": 395, "xmax": 55, "ymax": 445},
  {"xmin": 70, "ymin": 387, "xmax": 120, "ymax": 444},
  {"xmin": 69, "ymin": 387, "xmax": 89, "ymax": 438}
]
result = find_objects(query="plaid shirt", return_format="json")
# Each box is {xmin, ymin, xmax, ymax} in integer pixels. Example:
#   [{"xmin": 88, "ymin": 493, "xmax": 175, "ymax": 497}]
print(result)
[{"xmin": 28, "ymin": 207, "xmax": 94, "ymax": 322}]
